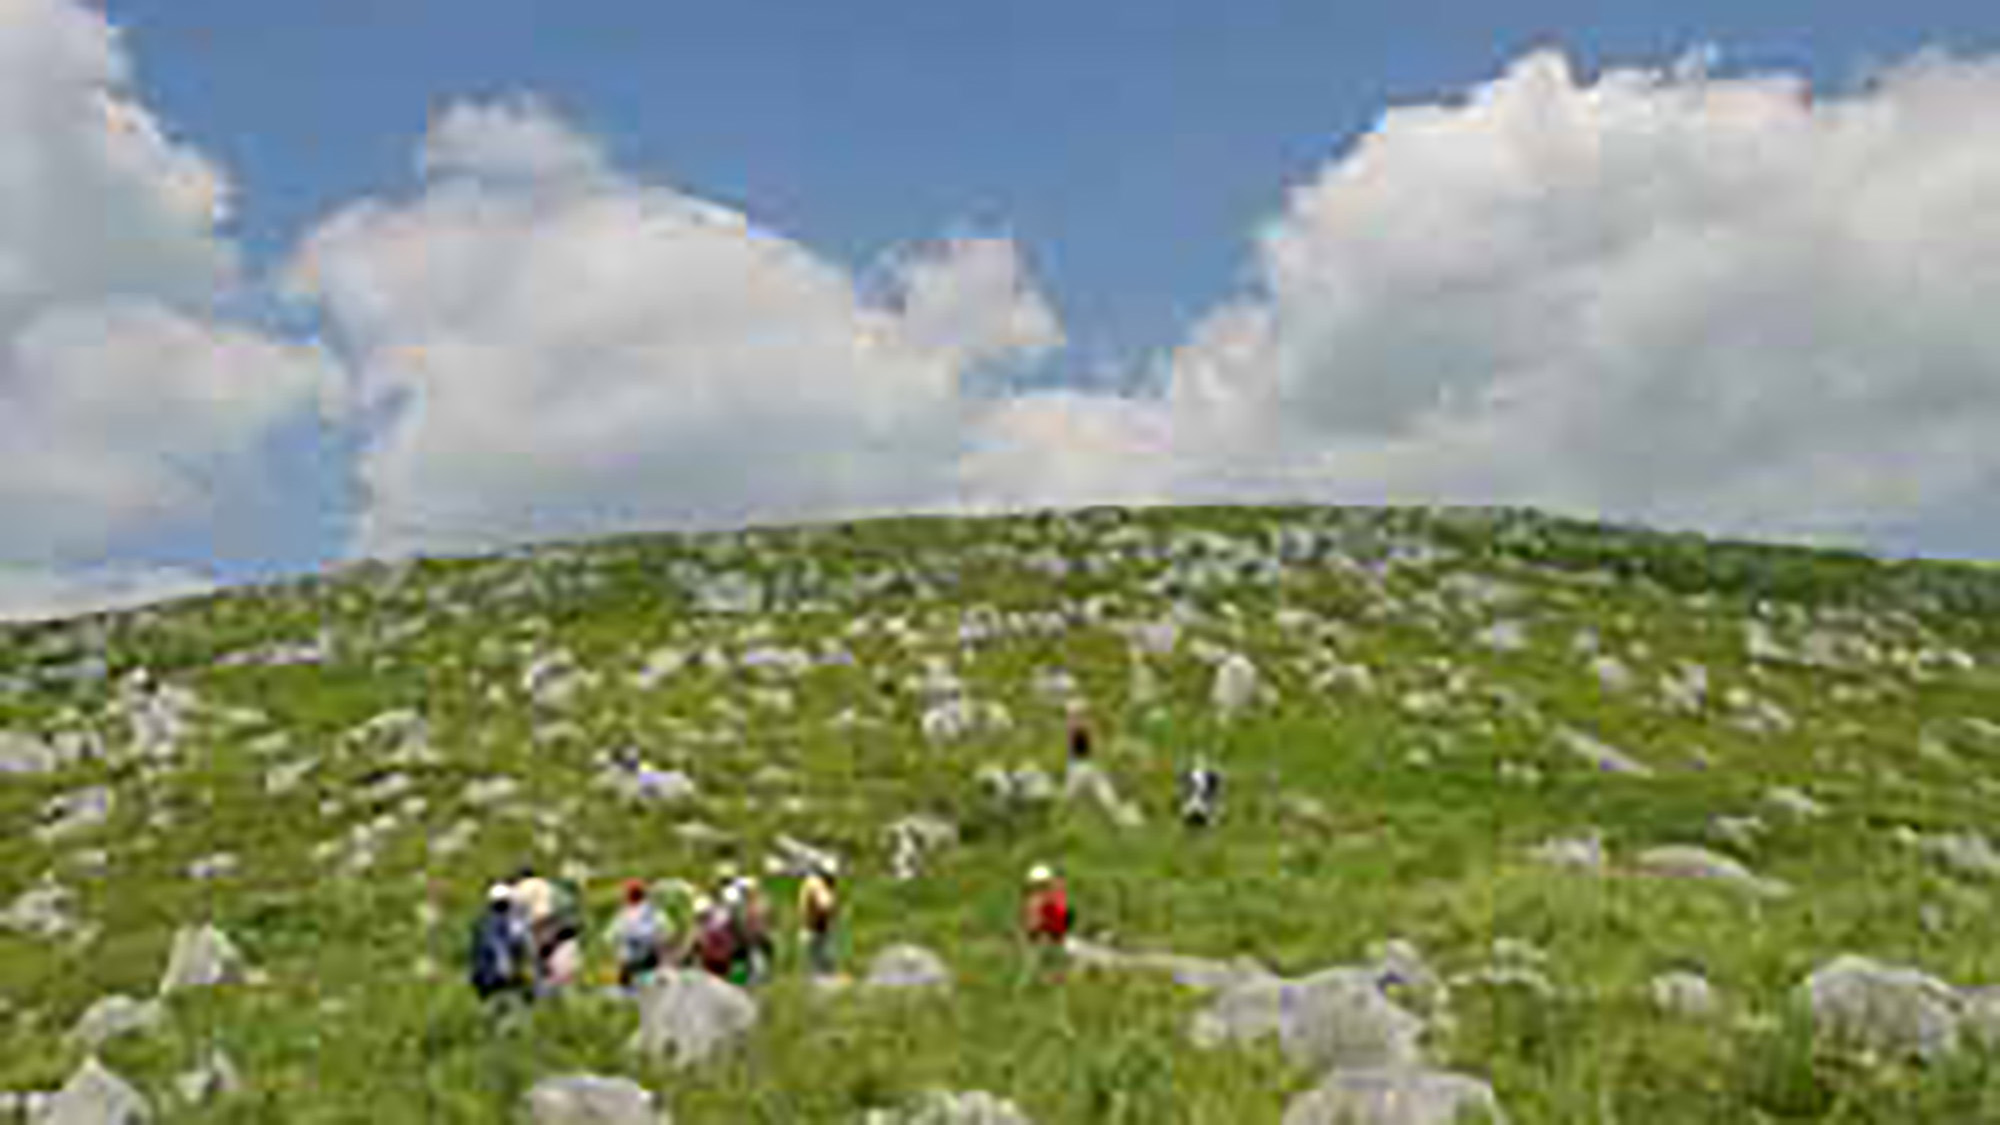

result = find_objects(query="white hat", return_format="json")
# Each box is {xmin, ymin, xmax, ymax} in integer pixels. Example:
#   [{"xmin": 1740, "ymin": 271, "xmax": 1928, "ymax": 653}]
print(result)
[
  {"xmin": 488, "ymin": 883, "xmax": 513, "ymax": 904},
  {"xmin": 1026, "ymin": 864, "xmax": 1053, "ymax": 885}
]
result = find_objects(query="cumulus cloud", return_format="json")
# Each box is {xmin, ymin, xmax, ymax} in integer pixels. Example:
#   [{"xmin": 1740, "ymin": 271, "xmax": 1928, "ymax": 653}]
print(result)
[
  {"xmin": 991, "ymin": 49, "xmax": 2000, "ymax": 546},
  {"xmin": 0, "ymin": 0, "xmax": 342, "ymax": 599},
  {"xmin": 292, "ymin": 98, "xmax": 1063, "ymax": 557}
]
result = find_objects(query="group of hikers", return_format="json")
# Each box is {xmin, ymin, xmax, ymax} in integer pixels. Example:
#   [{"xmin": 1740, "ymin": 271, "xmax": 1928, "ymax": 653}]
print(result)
[
  {"xmin": 470, "ymin": 857, "xmax": 840, "ymax": 1006},
  {"xmin": 467, "ymin": 715, "xmax": 1219, "ymax": 1007}
]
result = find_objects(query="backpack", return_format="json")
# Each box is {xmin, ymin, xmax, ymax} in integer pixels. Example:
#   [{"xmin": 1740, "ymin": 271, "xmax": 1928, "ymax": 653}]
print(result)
[
  {"xmin": 697, "ymin": 906, "xmax": 737, "ymax": 972},
  {"xmin": 470, "ymin": 913, "xmax": 517, "ymax": 991},
  {"xmin": 1035, "ymin": 887, "xmax": 1072, "ymax": 939}
]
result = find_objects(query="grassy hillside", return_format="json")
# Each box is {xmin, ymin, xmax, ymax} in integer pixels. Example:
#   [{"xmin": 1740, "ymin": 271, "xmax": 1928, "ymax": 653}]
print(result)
[{"xmin": 5, "ymin": 504, "xmax": 2000, "ymax": 1122}]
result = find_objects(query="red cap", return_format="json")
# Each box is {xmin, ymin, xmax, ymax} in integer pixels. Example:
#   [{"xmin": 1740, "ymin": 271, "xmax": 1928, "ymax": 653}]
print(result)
[{"xmin": 624, "ymin": 879, "xmax": 647, "ymax": 903}]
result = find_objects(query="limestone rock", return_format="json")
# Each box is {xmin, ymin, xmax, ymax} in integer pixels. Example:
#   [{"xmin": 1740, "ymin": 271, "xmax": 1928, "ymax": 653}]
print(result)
[
  {"xmin": 1282, "ymin": 1068, "xmax": 1507, "ymax": 1125},
  {"xmin": 1649, "ymin": 972, "xmax": 1719, "ymax": 1019},
  {"xmin": 629, "ymin": 971, "xmax": 757, "ymax": 1068},
  {"xmin": 1634, "ymin": 846, "xmax": 1789, "ymax": 898},
  {"xmin": 68, "ymin": 995, "xmax": 165, "ymax": 1050},
  {"xmin": 158, "ymin": 925, "xmax": 249, "ymax": 995},
  {"xmin": 41, "ymin": 1057, "xmax": 151, "ymax": 1125},
  {"xmin": 523, "ymin": 1074, "xmax": 668, "ymax": 1125},
  {"xmin": 1193, "ymin": 967, "xmax": 1426, "ymax": 1073},
  {"xmin": 1799, "ymin": 955, "xmax": 1961, "ymax": 1061},
  {"xmin": 864, "ymin": 1089, "xmax": 1034, "ymax": 1125},
  {"xmin": 865, "ymin": 944, "xmax": 952, "ymax": 991}
]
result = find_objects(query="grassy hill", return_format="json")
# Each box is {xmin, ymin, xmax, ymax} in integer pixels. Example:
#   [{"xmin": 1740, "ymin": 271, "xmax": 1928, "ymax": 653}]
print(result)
[{"xmin": 4, "ymin": 504, "xmax": 2000, "ymax": 1122}]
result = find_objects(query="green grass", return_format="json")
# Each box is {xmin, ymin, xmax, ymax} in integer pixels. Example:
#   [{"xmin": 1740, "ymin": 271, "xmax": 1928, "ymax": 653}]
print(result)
[{"xmin": 3, "ymin": 504, "xmax": 2000, "ymax": 1122}]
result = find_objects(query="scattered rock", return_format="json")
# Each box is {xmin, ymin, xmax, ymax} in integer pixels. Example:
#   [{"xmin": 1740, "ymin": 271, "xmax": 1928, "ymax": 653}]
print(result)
[
  {"xmin": 68, "ymin": 995, "xmax": 166, "ymax": 1050},
  {"xmin": 1282, "ymin": 1067, "xmax": 1507, "ymax": 1125},
  {"xmin": 629, "ymin": 971, "xmax": 758, "ymax": 1068},
  {"xmin": 172, "ymin": 1048, "xmax": 242, "ymax": 1108},
  {"xmin": 1212, "ymin": 653, "xmax": 1262, "ymax": 718},
  {"xmin": 863, "ymin": 1089, "xmax": 1034, "ymax": 1125},
  {"xmin": 1799, "ymin": 955, "xmax": 1962, "ymax": 1061},
  {"xmin": 1764, "ymin": 786, "xmax": 1826, "ymax": 819},
  {"xmin": 36, "ymin": 786, "xmax": 114, "ymax": 843},
  {"xmin": 1192, "ymin": 967, "xmax": 1426, "ymax": 1073},
  {"xmin": 1, "ymin": 879, "xmax": 82, "ymax": 940},
  {"xmin": 0, "ymin": 729, "xmax": 58, "ymax": 774},
  {"xmin": 159, "ymin": 924, "xmax": 249, "ymax": 995},
  {"xmin": 41, "ymin": 1057, "xmax": 151, "ymax": 1125},
  {"xmin": 1650, "ymin": 972, "xmax": 1720, "ymax": 1019},
  {"xmin": 523, "ymin": 1074, "xmax": 667, "ymax": 1125},
  {"xmin": 1633, "ymin": 846, "xmax": 1790, "ymax": 898},
  {"xmin": 1060, "ymin": 761, "xmax": 1144, "ymax": 828},
  {"xmin": 1557, "ymin": 729, "xmax": 1652, "ymax": 777},
  {"xmin": 1530, "ymin": 834, "xmax": 1607, "ymax": 871},
  {"xmin": 865, "ymin": 944, "xmax": 953, "ymax": 991},
  {"xmin": 1896, "ymin": 828, "xmax": 2000, "ymax": 879},
  {"xmin": 886, "ymin": 815, "xmax": 960, "ymax": 881}
]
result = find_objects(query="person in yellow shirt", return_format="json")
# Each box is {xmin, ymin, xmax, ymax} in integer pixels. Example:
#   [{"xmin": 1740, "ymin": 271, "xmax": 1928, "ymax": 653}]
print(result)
[{"xmin": 797, "ymin": 859, "xmax": 840, "ymax": 977}]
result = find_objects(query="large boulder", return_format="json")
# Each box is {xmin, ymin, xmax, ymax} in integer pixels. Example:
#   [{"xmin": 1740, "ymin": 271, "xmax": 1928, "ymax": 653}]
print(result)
[
  {"xmin": 865, "ymin": 944, "xmax": 953, "ymax": 992},
  {"xmin": 68, "ymin": 995, "xmax": 165, "ymax": 1050},
  {"xmin": 159, "ymin": 925, "xmax": 249, "ymax": 994},
  {"xmin": 1282, "ymin": 1068, "xmax": 1507, "ymax": 1125},
  {"xmin": 523, "ymin": 1074, "xmax": 669, "ymax": 1125},
  {"xmin": 1193, "ymin": 967, "xmax": 1426, "ymax": 1072},
  {"xmin": 629, "ymin": 971, "xmax": 758, "ymax": 1068},
  {"xmin": 0, "ymin": 730, "xmax": 57, "ymax": 774},
  {"xmin": 41, "ymin": 1057, "xmax": 151, "ymax": 1125},
  {"xmin": 863, "ymin": 1089, "xmax": 1034, "ymax": 1125},
  {"xmin": 36, "ymin": 786, "xmax": 114, "ymax": 844},
  {"xmin": 1212, "ymin": 654, "xmax": 1262, "ymax": 718},
  {"xmin": 1798, "ymin": 955, "xmax": 1962, "ymax": 1061}
]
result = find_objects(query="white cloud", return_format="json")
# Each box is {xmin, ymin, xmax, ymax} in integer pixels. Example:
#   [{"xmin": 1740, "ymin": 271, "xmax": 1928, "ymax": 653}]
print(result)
[
  {"xmin": 291, "ymin": 98, "xmax": 1063, "ymax": 557},
  {"xmin": 0, "ymin": 564, "xmax": 213, "ymax": 623},
  {"xmin": 982, "ymin": 49, "xmax": 2000, "ymax": 548},
  {"xmin": 0, "ymin": 0, "xmax": 341, "ymax": 576}
]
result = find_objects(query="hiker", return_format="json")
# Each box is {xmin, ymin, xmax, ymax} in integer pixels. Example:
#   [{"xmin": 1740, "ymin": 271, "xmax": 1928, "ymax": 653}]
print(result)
[
  {"xmin": 511, "ymin": 865, "xmax": 558, "ymax": 986},
  {"xmin": 469, "ymin": 883, "xmax": 532, "ymax": 1008},
  {"xmin": 691, "ymin": 892, "xmax": 739, "ymax": 979},
  {"xmin": 606, "ymin": 879, "xmax": 668, "ymax": 990},
  {"xmin": 729, "ymin": 876, "xmax": 776, "ymax": 985},
  {"xmin": 1181, "ymin": 758, "xmax": 1223, "ymax": 828},
  {"xmin": 1022, "ymin": 864, "xmax": 1073, "ymax": 977},
  {"xmin": 1067, "ymin": 709, "xmax": 1094, "ymax": 765},
  {"xmin": 540, "ymin": 918, "xmax": 585, "ymax": 998},
  {"xmin": 797, "ymin": 859, "xmax": 841, "ymax": 977}
]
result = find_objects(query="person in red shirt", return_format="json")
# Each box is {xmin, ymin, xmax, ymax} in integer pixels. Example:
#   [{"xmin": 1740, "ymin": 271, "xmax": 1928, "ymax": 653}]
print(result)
[{"xmin": 1022, "ymin": 864, "xmax": 1072, "ymax": 979}]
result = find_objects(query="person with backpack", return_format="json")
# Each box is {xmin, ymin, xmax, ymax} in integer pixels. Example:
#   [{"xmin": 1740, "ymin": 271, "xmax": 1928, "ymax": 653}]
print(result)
[
  {"xmin": 606, "ymin": 879, "xmax": 668, "ymax": 991},
  {"xmin": 469, "ymin": 883, "xmax": 532, "ymax": 1010},
  {"xmin": 1022, "ymin": 864, "xmax": 1073, "ymax": 979},
  {"xmin": 1181, "ymin": 757, "xmax": 1223, "ymax": 829},
  {"xmin": 729, "ymin": 876, "xmax": 775, "ymax": 985},
  {"xmin": 797, "ymin": 859, "xmax": 841, "ymax": 977},
  {"xmin": 692, "ymin": 893, "xmax": 739, "ymax": 979}
]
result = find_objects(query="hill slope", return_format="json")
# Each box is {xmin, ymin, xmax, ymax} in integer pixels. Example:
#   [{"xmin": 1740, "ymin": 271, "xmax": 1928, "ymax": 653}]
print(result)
[{"xmin": 5, "ymin": 504, "xmax": 2000, "ymax": 1122}]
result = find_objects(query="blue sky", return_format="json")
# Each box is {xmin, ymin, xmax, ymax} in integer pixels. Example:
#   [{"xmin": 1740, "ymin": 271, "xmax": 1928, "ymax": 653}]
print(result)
[
  {"xmin": 8, "ymin": 0, "xmax": 2000, "ymax": 618},
  {"xmin": 118, "ymin": 0, "xmax": 2000, "ymax": 369}
]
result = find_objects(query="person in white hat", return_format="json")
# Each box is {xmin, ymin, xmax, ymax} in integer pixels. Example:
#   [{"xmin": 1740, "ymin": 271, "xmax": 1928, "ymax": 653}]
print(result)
[{"xmin": 1021, "ymin": 863, "xmax": 1072, "ymax": 979}]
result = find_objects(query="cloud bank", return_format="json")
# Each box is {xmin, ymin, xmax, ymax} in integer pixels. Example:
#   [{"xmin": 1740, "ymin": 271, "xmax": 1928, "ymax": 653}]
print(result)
[
  {"xmin": 290, "ymin": 97, "xmax": 1062, "ymax": 557},
  {"xmin": 1021, "ymin": 50, "xmax": 2000, "ymax": 543},
  {"xmin": 0, "ymin": 0, "xmax": 339, "ymax": 616}
]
